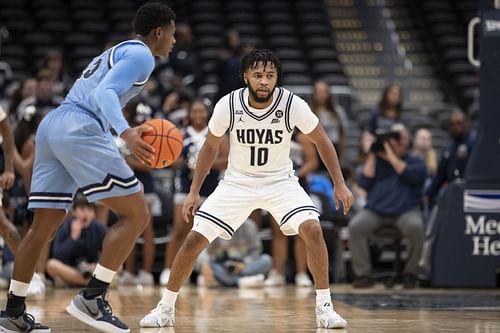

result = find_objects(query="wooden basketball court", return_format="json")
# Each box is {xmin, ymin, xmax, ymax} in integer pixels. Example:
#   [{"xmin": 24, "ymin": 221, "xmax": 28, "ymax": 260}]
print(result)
[{"xmin": 7, "ymin": 284, "xmax": 500, "ymax": 332}]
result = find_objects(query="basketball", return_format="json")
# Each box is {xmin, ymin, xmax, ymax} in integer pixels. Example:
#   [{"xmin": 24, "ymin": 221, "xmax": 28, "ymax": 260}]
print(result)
[{"xmin": 142, "ymin": 119, "xmax": 183, "ymax": 168}]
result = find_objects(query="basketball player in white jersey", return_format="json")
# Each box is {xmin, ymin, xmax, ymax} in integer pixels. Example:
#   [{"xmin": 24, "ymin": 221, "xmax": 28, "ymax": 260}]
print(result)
[{"xmin": 141, "ymin": 49, "xmax": 353, "ymax": 329}]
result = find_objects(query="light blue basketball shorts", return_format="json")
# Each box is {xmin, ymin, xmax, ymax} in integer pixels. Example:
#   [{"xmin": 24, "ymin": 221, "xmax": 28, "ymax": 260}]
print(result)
[{"xmin": 28, "ymin": 107, "xmax": 141, "ymax": 211}]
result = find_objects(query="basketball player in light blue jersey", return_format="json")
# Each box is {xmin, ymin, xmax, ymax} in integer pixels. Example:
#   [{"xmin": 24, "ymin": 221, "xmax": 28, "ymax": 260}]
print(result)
[{"xmin": 0, "ymin": 3, "xmax": 176, "ymax": 333}]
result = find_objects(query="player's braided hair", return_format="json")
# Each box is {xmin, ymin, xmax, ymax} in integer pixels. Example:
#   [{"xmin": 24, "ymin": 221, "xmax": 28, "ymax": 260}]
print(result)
[
  {"xmin": 134, "ymin": 2, "xmax": 176, "ymax": 36},
  {"xmin": 239, "ymin": 49, "xmax": 282, "ymax": 82}
]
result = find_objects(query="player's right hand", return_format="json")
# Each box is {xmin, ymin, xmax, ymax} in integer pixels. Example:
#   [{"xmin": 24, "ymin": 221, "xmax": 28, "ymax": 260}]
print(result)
[
  {"xmin": 182, "ymin": 191, "xmax": 200, "ymax": 223},
  {"xmin": 121, "ymin": 126, "xmax": 155, "ymax": 165},
  {"xmin": 0, "ymin": 171, "xmax": 15, "ymax": 189}
]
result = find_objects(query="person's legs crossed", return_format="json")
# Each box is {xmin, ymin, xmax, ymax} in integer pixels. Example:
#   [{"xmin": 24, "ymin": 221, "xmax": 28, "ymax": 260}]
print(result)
[{"xmin": 46, "ymin": 258, "xmax": 89, "ymax": 287}]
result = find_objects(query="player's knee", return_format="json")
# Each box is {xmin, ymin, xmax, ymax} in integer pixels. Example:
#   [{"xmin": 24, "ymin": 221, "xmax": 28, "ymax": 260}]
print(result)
[
  {"xmin": 299, "ymin": 220, "xmax": 323, "ymax": 243},
  {"xmin": 171, "ymin": 225, "xmax": 190, "ymax": 241},
  {"xmin": 183, "ymin": 231, "xmax": 209, "ymax": 255},
  {"xmin": 128, "ymin": 200, "xmax": 150, "ymax": 233}
]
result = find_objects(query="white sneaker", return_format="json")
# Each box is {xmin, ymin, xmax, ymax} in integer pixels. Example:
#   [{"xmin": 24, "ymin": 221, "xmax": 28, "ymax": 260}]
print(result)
[
  {"xmin": 136, "ymin": 270, "xmax": 154, "ymax": 286},
  {"xmin": 238, "ymin": 274, "xmax": 265, "ymax": 288},
  {"xmin": 140, "ymin": 301, "xmax": 175, "ymax": 327},
  {"xmin": 27, "ymin": 273, "xmax": 46, "ymax": 297},
  {"xmin": 295, "ymin": 272, "xmax": 313, "ymax": 287},
  {"xmin": 316, "ymin": 302, "xmax": 347, "ymax": 329},
  {"xmin": 159, "ymin": 268, "xmax": 170, "ymax": 286},
  {"xmin": 119, "ymin": 271, "xmax": 137, "ymax": 286},
  {"xmin": 264, "ymin": 269, "xmax": 285, "ymax": 287}
]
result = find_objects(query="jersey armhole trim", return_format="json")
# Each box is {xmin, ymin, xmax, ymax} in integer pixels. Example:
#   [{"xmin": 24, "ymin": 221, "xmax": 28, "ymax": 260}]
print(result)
[
  {"xmin": 108, "ymin": 40, "xmax": 151, "ymax": 86},
  {"xmin": 284, "ymin": 92, "xmax": 294, "ymax": 133},
  {"xmin": 229, "ymin": 91, "xmax": 235, "ymax": 132}
]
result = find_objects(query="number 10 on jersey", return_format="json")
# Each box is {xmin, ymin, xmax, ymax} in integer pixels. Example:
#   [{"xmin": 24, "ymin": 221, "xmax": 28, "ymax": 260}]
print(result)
[{"xmin": 250, "ymin": 146, "xmax": 269, "ymax": 166}]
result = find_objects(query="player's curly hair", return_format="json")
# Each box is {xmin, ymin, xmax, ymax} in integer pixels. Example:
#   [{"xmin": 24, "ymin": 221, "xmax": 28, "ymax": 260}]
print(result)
[
  {"xmin": 239, "ymin": 49, "xmax": 282, "ymax": 82},
  {"xmin": 134, "ymin": 2, "xmax": 176, "ymax": 36}
]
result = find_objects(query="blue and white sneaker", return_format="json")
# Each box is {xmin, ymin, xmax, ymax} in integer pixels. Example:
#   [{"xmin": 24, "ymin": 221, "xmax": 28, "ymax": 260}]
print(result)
[
  {"xmin": 66, "ymin": 292, "xmax": 129, "ymax": 333},
  {"xmin": 0, "ymin": 310, "xmax": 50, "ymax": 332}
]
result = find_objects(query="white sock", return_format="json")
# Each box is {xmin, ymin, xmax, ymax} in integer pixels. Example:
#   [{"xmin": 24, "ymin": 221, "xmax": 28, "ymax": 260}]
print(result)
[
  {"xmin": 9, "ymin": 280, "xmax": 30, "ymax": 297},
  {"xmin": 161, "ymin": 288, "xmax": 178, "ymax": 308},
  {"xmin": 316, "ymin": 288, "xmax": 332, "ymax": 308},
  {"xmin": 93, "ymin": 264, "xmax": 116, "ymax": 283}
]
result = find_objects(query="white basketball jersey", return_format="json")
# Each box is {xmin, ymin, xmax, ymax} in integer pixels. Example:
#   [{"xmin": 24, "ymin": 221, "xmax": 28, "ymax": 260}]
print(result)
[{"xmin": 209, "ymin": 87, "xmax": 319, "ymax": 181}]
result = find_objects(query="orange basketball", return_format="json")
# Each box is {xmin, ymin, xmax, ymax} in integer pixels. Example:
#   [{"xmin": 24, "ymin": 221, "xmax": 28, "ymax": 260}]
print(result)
[{"xmin": 142, "ymin": 119, "xmax": 183, "ymax": 168}]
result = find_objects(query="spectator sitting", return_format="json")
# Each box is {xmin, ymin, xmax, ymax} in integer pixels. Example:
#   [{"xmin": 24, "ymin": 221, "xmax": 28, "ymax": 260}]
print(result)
[
  {"xmin": 16, "ymin": 69, "xmax": 62, "ymax": 119},
  {"xmin": 369, "ymin": 84, "xmax": 403, "ymax": 132},
  {"xmin": 196, "ymin": 219, "xmax": 272, "ymax": 288},
  {"xmin": 348, "ymin": 124, "xmax": 426, "ymax": 289},
  {"xmin": 425, "ymin": 111, "xmax": 474, "ymax": 206},
  {"xmin": 309, "ymin": 80, "xmax": 348, "ymax": 161},
  {"xmin": 39, "ymin": 49, "xmax": 71, "ymax": 97},
  {"xmin": 46, "ymin": 197, "xmax": 107, "ymax": 287},
  {"xmin": 160, "ymin": 87, "xmax": 195, "ymax": 127},
  {"xmin": 7, "ymin": 78, "xmax": 37, "ymax": 116},
  {"xmin": 412, "ymin": 127, "xmax": 437, "ymax": 178}
]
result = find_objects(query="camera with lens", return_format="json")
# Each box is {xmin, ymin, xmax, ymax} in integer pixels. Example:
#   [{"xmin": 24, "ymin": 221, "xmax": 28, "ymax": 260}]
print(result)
[{"xmin": 370, "ymin": 129, "xmax": 401, "ymax": 153}]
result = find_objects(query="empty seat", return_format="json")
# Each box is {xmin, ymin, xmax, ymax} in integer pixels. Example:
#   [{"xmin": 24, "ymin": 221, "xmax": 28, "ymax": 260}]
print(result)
[
  {"xmin": 302, "ymin": 24, "xmax": 331, "ymax": 36},
  {"xmin": 281, "ymin": 61, "xmax": 309, "ymax": 74},
  {"xmin": 193, "ymin": 23, "xmax": 224, "ymax": 36},
  {"xmin": 262, "ymin": 12, "xmax": 293, "ymax": 24},
  {"xmin": 24, "ymin": 32, "xmax": 55, "ymax": 45},
  {"xmin": 318, "ymin": 74, "xmax": 348, "ymax": 86},
  {"xmin": 5, "ymin": 19, "xmax": 34, "ymax": 32},
  {"xmin": 274, "ymin": 48, "xmax": 304, "ymax": 61},
  {"xmin": 192, "ymin": 12, "xmax": 223, "ymax": 23},
  {"xmin": 309, "ymin": 48, "xmax": 338, "ymax": 61},
  {"xmin": 268, "ymin": 36, "xmax": 300, "ymax": 48},
  {"xmin": 227, "ymin": 12, "xmax": 258, "ymax": 24},
  {"xmin": 34, "ymin": 8, "xmax": 67, "ymax": 20},
  {"xmin": 196, "ymin": 36, "xmax": 223, "ymax": 48},
  {"xmin": 63, "ymin": 32, "xmax": 96, "ymax": 46},
  {"xmin": 41, "ymin": 20, "xmax": 72, "ymax": 33},
  {"xmin": 267, "ymin": 24, "xmax": 296, "ymax": 36},
  {"xmin": 78, "ymin": 21, "xmax": 109, "ymax": 33},
  {"xmin": 305, "ymin": 36, "xmax": 334, "ymax": 48},
  {"xmin": 281, "ymin": 74, "xmax": 313, "ymax": 85}
]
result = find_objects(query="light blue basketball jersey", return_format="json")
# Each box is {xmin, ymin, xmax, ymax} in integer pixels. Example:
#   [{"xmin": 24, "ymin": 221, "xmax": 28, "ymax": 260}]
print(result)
[
  {"xmin": 28, "ymin": 40, "xmax": 155, "ymax": 210},
  {"xmin": 60, "ymin": 40, "xmax": 155, "ymax": 134}
]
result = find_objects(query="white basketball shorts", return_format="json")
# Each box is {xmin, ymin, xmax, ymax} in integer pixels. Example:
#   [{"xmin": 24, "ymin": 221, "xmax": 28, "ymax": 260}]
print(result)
[{"xmin": 192, "ymin": 177, "xmax": 320, "ymax": 242}]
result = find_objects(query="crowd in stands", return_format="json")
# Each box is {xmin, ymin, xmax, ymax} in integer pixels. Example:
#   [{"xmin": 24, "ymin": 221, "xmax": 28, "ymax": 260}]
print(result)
[{"xmin": 0, "ymin": 25, "xmax": 476, "ymax": 292}]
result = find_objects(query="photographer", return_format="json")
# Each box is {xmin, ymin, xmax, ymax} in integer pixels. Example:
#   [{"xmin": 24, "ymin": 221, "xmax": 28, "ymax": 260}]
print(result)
[
  {"xmin": 349, "ymin": 124, "xmax": 426, "ymax": 288},
  {"xmin": 46, "ymin": 197, "xmax": 107, "ymax": 287}
]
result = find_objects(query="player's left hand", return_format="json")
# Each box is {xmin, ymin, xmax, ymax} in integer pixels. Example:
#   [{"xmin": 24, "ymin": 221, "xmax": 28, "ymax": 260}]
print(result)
[
  {"xmin": 0, "ymin": 171, "xmax": 15, "ymax": 189},
  {"xmin": 333, "ymin": 183, "xmax": 354, "ymax": 215}
]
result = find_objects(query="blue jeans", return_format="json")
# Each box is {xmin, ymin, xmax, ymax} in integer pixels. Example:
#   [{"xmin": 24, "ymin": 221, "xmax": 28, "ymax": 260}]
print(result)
[{"xmin": 211, "ymin": 254, "xmax": 273, "ymax": 287}]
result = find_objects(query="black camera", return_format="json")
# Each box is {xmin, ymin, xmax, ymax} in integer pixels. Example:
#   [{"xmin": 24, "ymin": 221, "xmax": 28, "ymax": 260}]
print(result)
[{"xmin": 370, "ymin": 129, "xmax": 401, "ymax": 153}]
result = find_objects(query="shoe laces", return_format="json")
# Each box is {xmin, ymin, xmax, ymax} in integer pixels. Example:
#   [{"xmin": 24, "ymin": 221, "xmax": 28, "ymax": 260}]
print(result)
[
  {"xmin": 150, "ymin": 301, "xmax": 171, "ymax": 315},
  {"xmin": 96, "ymin": 295, "xmax": 115, "ymax": 318}
]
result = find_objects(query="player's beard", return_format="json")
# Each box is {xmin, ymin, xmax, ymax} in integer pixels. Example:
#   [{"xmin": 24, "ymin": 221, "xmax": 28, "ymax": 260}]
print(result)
[{"xmin": 248, "ymin": 85, "xmax": 275, "ymax": 104}]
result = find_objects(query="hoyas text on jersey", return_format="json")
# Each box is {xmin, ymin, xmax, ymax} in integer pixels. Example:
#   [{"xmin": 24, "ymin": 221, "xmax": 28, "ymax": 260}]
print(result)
[{"xmin": 236, "ymin": 129, "xmax": 283, "ymax": 144}]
